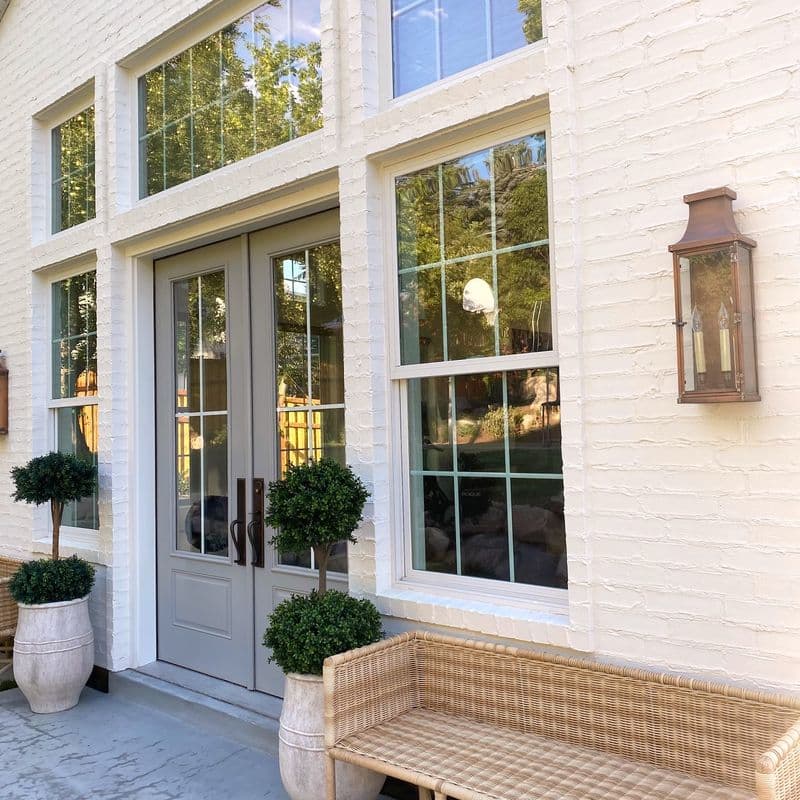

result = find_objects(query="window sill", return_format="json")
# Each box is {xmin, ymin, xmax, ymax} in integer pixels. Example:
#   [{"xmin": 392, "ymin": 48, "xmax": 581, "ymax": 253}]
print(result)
[{"xmin": 376, "ymin": 578, "xmax": 589, "ymax": 653}]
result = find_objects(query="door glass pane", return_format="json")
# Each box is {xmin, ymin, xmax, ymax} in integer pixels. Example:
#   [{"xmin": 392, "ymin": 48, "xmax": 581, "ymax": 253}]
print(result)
[
  {"xmin": 273, "ymin": 240, "xmax": 348, "ymax": 574},
  {"xmin": 174, "ymin": 271, "xmax": 229, "ymax": 557}
]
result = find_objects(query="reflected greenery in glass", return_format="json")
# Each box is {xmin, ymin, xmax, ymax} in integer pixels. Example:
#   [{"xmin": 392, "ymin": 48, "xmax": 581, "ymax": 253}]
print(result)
[
  {"xmin": 140, "ymin": 1, "xmax": 323, "ymax": 197},
  {"xmin": 52, "ymin": 106, "xmax": 95, "ymax": 233},
  {"xmin": 396, "ymin": 133, "xmax": 551, "ymax": 364},
  {"xmin": 52, "ymin": 272, "xmax": 97, "ymax": 400}
]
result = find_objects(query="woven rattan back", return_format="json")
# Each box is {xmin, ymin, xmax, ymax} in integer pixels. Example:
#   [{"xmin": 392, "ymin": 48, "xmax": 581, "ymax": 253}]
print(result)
[
  {"xmin": 0, "ymin": 556, "xmax": 22, "ymax": 637},
  {"xmin": 415, "ymin": 634, "xmax": 800, "ymax": 791}
]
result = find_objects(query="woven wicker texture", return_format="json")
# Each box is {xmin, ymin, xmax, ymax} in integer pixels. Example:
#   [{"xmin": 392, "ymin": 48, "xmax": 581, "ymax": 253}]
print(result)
[
  {"xmin": 0, "ymin": 556, "xmax": 22, "ymax": 637},
  {"xmin": 324, "ymin": 632, "xmax": 800, "ymax": 800}
]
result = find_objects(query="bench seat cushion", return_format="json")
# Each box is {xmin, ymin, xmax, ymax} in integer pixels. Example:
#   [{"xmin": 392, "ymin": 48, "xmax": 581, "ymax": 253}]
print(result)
[{"xmin": 335, "ymin": 708, "xmax": 753, "ymax": 800}]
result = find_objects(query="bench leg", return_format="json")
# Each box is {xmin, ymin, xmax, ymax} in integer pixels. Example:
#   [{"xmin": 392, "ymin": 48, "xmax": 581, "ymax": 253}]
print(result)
[
  {"xmin": 418, "ymin": 790, "xmax": 433, "ymax": 800},
  {"xmin": 434, "ymin": 794, "xmax": 446, "ymax": 800},
  {"xmin": 325, "ymin": 755, "xmax": 336, "ymax": 800}
]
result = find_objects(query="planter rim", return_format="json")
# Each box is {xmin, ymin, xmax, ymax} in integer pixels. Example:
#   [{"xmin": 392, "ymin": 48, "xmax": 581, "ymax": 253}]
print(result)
[
  {"xmin": 286, "ymin": 672, "xmax": 323, "ymax": 683},
  {"xmin": 17, "ymin": 595, "xmax": 90, "ymax": 610}
]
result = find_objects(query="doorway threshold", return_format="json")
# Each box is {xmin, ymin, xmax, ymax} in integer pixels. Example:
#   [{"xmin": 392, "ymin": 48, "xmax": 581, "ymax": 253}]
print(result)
[{"xmin": 135, "ymin": 660, "xmax": 283, "ymax": 722}]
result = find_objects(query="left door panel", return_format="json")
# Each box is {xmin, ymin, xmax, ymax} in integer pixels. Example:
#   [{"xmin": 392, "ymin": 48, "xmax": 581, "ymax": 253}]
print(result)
[{"xmin": 155, "ymin": 238, "xmax": 253, "ymax": 687}]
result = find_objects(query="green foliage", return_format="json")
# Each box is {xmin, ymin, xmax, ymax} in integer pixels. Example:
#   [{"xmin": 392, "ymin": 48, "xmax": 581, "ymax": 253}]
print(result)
[
  {"xmin": 11, "ymin": 452, "xmax": 96, "ymax": 507},
  {"xmin": 263, "ymin": 590, "xmax": 382, "ymax": 675},
  {"xmin": 9, "ymin": 556, "xmax": 95, "ymax": 605},
  {"xmin": 266, "ymin": 459, "xmax": 369, "ymax": 556}
]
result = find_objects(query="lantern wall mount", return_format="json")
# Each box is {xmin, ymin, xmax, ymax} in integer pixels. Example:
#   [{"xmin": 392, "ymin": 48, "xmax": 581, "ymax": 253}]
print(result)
[
  {"xmin": 0, "ymin": 351, "xmax": 8, "ymax": 435},
  {"xmin": 669, "ymin": 187, "xmax": 760, "ymax": 404}
]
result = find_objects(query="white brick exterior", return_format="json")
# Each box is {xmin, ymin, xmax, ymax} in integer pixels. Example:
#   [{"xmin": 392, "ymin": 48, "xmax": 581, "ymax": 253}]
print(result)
[{"xmin": 0, "ymin": 0, "xmax": 798, "ymax": 691}]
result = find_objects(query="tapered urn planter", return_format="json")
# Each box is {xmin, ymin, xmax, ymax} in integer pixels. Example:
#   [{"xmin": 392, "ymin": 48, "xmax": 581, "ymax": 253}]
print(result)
[
  {"xmin": 263, "ymin": 460, "xmax": 385, "ymax": 800},
  {"xmin": 14, "ymin": 595, "xmax": 94, "ymax": 713},
  {"xmin": 8, "ymin": 452, "xmax": 97, "ymax": 713}
]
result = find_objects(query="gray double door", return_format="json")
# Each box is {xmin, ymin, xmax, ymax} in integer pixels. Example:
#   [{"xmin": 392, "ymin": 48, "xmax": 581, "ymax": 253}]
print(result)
[{"xmin": 155, "ymin": 211, "xmax": 347, "ymax": 697}]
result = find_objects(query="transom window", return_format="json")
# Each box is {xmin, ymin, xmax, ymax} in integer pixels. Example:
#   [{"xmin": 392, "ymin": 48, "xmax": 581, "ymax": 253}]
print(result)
[
  {"xmin": 394, "ymin": 132, "xmax": 566, "ymax": 591},
  {"xmin": 391, "ymin": 0, "xmax": 543, "ymax": 97},
  {"xmin": 50, "ymin": 271, "xmax": 99, "ymax": 530},
  {"xmin": 52, "ymin": 106, "xmax": 96, "ymax": 233},
  {"xmin": 139, "ymin": 1, "xmax": 322, "ymax": 198}
]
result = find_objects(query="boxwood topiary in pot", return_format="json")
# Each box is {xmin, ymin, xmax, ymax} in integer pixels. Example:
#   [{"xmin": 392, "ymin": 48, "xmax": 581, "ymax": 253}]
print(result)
[
  {"xmin": 9, "ymin": 452, "xmax": 97, "ymax": 713},
  {"xmin": 263, "ymin": 459, "xmax": 385, "ymax": 800}
]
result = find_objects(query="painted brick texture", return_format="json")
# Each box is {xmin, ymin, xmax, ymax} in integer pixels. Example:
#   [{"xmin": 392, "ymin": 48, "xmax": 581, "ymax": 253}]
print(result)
[{"xmin": 0, "ymin": 0, "xmax": 797, "ymax": 691}]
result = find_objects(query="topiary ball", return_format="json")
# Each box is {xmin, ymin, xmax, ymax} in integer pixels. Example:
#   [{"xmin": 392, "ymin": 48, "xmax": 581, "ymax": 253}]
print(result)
[
  {"xmin": 9, "ymin": 556, "xmax": 95, "ymax": 605},
  {"xmin": 263, "ymin": 590, "xmax": 382, "ymax": 676}
]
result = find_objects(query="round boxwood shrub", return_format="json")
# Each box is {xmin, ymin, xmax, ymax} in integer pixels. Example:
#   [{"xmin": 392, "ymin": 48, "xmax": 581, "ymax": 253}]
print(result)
[
  {"xmin": 9, "ymin": 555, "xmax": 95, "ymax": 605},
  {"xmin": 264, "ymin": 590, "xmax": 382, "ymax": 676}
]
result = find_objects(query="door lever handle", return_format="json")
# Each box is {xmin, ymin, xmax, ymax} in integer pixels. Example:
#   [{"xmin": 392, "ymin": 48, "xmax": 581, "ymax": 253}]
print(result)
[{"xmin": 230, "ymin": 520, "xmax": 246, "ymax": 565}]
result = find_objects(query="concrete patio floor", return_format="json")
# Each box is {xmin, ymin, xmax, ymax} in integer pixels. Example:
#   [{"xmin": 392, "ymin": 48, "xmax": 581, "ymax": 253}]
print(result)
[{"xmin": 0, "ymin": 672, "xmax": 394, "ymax": 800}]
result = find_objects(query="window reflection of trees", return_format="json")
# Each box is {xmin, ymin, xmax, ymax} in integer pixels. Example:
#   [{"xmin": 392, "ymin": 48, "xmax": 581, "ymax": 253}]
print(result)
[{"xmin": 140, "ymin": 1, "xmax": 323, "ymax": 196}]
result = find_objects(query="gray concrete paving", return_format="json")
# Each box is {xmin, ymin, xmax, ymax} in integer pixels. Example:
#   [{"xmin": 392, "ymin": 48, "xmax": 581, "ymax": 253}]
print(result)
[{"xmin": 0, "ymin": 682, "xmax": 291, "ymax": 800}]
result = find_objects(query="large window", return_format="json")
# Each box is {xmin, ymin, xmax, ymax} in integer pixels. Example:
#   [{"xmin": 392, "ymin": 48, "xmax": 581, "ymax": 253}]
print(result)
[
  {"xmin": 391, "ymin": 0, "xmax": 543, "ymax": 97},
  {"xmin": 52, "ymin": 106, "xmax": 96, "ymax": 233},
  {"xmin": 395, "ymin": 132, "xmax": 566, "ymax": 591},
  {"xmin": 139, "ymin": 1, "xmax": 322, "ymax": 197},
  {"xmin": 50, "ymin": 271, "xmax": 99, "ymax": 530}
]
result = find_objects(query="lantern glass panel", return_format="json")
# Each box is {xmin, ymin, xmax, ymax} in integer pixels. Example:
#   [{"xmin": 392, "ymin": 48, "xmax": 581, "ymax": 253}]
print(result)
[
  {"xmin": 678, "ymin": 246, "xmax": 736, "ymax": 394},
  {"xmin": 736, "ymin": 243, "xmax": 758, "ymax": 398}
]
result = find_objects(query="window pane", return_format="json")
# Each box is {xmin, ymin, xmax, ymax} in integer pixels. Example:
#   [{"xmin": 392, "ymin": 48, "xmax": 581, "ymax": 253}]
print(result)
[
  {"xmin": 440, "ymin": 0, "xmax": 488, "ymax": 78},
  {"xmin": 57, "ymin": 405, "xmax": 99, "ymax": 530},
  {"xmin": 309, "ymin": 243, "xmax": 344, "ymax": 405},
  {"xmin": 494, "ymin": 134, "xmax": 548, "ymax": 248},
  {"xmin": 497, "ymin": 246, "xmax": 551, "ymax": 355},
  {"xmin": 511, "ymin": 477, "xmax": 566, "ymax": 588},
  {"xmin": 445, "ymin": 258, "xmax": 495, "ymax": 361},
  {"xmin": 396, "ymin": 167, "xmax": 441, "ymax": 270},
  {"xmin": 410, "ymin": 474, "xmax": 457, "ymax": 574},
  {"xmin": 275, "ymin": 251, "xmax": 309, "ymax": 404},
  {"xmin": 399, "ymin": 268, "xmax": 444, "ymax": 365},
  {"xmin": 408, "ymin": 376, "xmax": 453, "ymax": 472},
  {"xmin": 392, "ymin": 0, "xmax": 438, "ymax": 96},
  {"xmin": 178, "ymin": 416, "xmax": 202, "ymax": 553},
  {"xmin": 442, "ymin": 151, "xmax": 492, "ymax": 260},
  {"xmin": 52, "ymin": 272, "xmax": 97, "ymax": 401},
  {"xmin": 459, "ymin": 476, "xmax": 508, "ymax": 581},
  {"xmin": 202, "ymin": 414, "xmax": 229, "ymax": 556},
  {"xmin": 142, "ymin": 131, "xmax": 165, "ymax": 196},
  {"xmin": 52, "ymin": 106, "xmax": 95, "ymax": 233},
  {"xmin": 454, "ymin": 372, "xmax": 505, "ymax": 473},
  {"xmin": 506, "ymin": 368, "xmax": 562, "ymax": 474},
  {"xmin": 200, "ymin": 271, "xmax": 228, "ymax": 413},
  {"xmin": 140, "ymin": 3, "xmax": 321, "ymax": 197}
]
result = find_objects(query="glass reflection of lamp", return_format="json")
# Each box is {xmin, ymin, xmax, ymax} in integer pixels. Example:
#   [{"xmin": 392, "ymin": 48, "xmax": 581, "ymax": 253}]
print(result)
[
  {"xmin": 462, "ymin": 278, "xmax": 496, "ymax": 324},
  {"xmin": 691, "ymin": 305, "xmax": 706, "ymax": 389},
  {"xmin": 718, "ymin": 301, "xmax": 733, "ymax": 388}
]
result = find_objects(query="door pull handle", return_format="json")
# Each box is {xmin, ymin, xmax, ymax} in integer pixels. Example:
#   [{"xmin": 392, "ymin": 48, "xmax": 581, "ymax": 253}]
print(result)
[
  {"xmin": 231, "ymin": 478, "xmax": 247, "ymax": 566},
  {"xmin": 249, "ymin": 478, "xmax": 266, "ymax": 568}
]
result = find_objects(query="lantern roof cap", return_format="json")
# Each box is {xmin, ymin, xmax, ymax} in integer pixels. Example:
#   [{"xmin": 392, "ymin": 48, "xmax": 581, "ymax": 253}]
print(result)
[{"xmin": 669, "ymin": 186, "xmax": 756, "ymax": 253}]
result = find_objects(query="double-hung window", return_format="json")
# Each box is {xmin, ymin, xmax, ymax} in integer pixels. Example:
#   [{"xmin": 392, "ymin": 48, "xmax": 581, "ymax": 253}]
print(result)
[
  {"xmin": 394, "ymin": 130, "xmax": 566, "ymax": 592},
  {"xmin": 391, "ymin": 0, "xmax": 544, "ymax": 96},
  {"xmin": 50, "ymin": 271, "xmax": 99, "ymax": 530}
]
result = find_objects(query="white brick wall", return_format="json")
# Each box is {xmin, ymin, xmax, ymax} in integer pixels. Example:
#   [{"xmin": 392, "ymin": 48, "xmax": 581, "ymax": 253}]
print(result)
[{"xmin": 0, "ymin": 0, "xmax": 798, "ymax": 690}]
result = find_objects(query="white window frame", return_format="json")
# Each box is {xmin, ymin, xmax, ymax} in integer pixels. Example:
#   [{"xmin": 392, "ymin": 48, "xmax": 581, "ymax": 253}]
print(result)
[
  {"xmin": 46, "ymin": 266, "xmax": 100, "ymax": 545},
  {"xmin": 383, "ymin": 115, "xmax": 567, "ymax": 614}
]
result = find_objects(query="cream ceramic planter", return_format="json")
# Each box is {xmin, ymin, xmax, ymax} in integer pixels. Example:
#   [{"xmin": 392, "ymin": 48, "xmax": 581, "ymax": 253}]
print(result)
[
  {"xmin": 13, "ymin": 595, "xmax": 94, "ymax": 714},
  {"xmin": 279, "ymin": 673, "xmax": 384, "ymax": 800}
]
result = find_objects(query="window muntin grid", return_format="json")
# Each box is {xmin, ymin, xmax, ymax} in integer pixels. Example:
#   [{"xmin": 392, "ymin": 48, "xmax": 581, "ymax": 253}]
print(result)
[
  {"xmin": 52, "ymin": 106, "xmax": 96, "ymax": 233},
  {"xmin": 50, "ymin": 271, "xmax": 99, "ymax": 530},
  {"xmin": 391, "ymin": 0, "xmax": 543, "ymax": 97},
  {"xmin": 396, "ymin": 132, "xmax": 551, "ymax": 366},
  {"xmin": 139, "ymin": 1, "xmax": 322, "ymax": 198}
]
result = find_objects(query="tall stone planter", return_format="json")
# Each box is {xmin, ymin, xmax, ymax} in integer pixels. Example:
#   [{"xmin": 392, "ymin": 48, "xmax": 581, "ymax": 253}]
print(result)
[
  {"xmin": 279, "ymin": 672, "xmax": 384, "ymax": 800},
  {"xmin": 13, "ymin": 595, "xmax": 94, "ymax": 713}
]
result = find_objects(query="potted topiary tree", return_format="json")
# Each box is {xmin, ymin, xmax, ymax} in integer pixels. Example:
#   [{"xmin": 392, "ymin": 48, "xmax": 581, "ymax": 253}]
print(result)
[
  {"xmin": 9, "ymin": 452, "xmax": 97, "ymax": 713},
  {"xmin": 263, "ymin": 458, "xmax": 385, "ymax": 800}
]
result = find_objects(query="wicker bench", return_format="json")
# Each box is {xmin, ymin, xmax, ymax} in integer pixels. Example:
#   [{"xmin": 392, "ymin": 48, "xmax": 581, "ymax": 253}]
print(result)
[{"xmin": 323, "ymin": 631, "xmax": 800, "ymax": 800}]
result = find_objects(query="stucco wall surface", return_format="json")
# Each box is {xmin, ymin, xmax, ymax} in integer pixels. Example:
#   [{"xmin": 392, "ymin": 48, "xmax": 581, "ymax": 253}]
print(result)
[{"xmin": 0, "ymin": 0, "xmax": 797, "ymax": 690}]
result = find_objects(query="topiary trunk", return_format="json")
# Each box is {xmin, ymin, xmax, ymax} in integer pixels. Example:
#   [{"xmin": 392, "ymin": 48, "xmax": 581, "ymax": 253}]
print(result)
[
  {"xmin": 312, "ymin": 545, "xmax": 329, "ymax": 594},
  {"xmin": 51, "ymin": 500, "xmax": 64, "ymax": 561}
]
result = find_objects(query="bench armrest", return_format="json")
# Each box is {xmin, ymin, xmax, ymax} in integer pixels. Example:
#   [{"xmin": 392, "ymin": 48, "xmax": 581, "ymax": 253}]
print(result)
[
  {"xmin": 757, "ymin": 719, "xmax": 800, "ymax": 800},
  {"xmin": 324, "ymin": 633, "xmax": 419, "ymax": 749}
]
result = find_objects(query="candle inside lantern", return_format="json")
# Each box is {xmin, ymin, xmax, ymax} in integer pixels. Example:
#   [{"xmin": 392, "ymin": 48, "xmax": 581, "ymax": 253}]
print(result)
[
  {"xmin": 718, "ymin": 302, "xmax": 732, "ymax": 374},
  {"xmin": 691, "ymin": 305, "xmax": 706, "ymax": 375}
]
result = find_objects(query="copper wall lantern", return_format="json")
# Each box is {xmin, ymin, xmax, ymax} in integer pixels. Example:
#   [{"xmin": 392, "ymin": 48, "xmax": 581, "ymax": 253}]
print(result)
[
  {"xmin": 669, "ymin": 187, "xmax": 759, "ymax": 403},
  {"xmin": 0, "ymin": 351, "xmax": 7, "ymax": 435}
]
